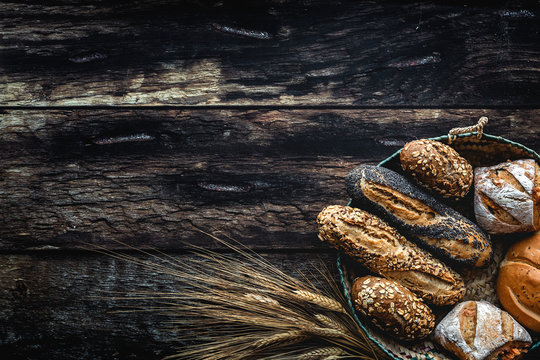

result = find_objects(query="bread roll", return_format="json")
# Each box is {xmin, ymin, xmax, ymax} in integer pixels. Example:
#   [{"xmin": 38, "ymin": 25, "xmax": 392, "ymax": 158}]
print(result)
[
  {"xmin": 497, "ymin": 231, "xmax": 540, "ymax": 332},
  {"xmin": 400, "ymin": 139, "xmax": 473, "ymax": 200},
  {"xmin": 434, "ymin": 301, "xmax": 532, "ymax": 360},
  {"xmin": 345, "ymin": 165, "xmax": 492, "ymax": 268},
  {"xmin": 317, "ymin": 205, "xmax": 465, "ymax": 306},
  {"xmin": 352, "ymin": 276, "xmax": 435, "ymax": 341},
  {"xmin": 474, "ymin": 159, "xmax": 540, "ymax": 234}
]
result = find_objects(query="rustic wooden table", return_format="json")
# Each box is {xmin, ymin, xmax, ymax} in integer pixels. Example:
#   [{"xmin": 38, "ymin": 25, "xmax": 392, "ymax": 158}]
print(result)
[{"xmin": 1, "ymin": 1, "xmax": 539, "ymax": 359}]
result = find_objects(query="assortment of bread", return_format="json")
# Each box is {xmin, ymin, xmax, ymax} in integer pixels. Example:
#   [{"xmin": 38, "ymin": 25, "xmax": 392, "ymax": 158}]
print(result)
[
  {"xmin": 317, "ymin": 205, "xmax": 465, "ymax": 305},
  {"xmin": 316, "ymin": 135, "xmax": 539, "ymax": 360},
  {"xmin": 345, "ymin": 165, "xmax": 492, "ymax": 267}
]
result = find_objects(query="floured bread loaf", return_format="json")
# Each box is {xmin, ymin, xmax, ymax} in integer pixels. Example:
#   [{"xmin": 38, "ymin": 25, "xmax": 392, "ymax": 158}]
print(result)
[
  {"xmin": 317, "ymin": 205, "xmax": 465, "ymax": 306},
  {"xmin": 474, "ymin": 159, "xmax": 540, "ymax": 234},
  {"xmin": 434, "ymin": 301, "xmax": 532, "ymax": 360}
]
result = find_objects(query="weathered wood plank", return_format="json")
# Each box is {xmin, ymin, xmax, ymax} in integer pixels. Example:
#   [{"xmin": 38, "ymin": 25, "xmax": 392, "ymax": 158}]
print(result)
[
  {"xmin": 0, "ymin": 251, "xmax": 337, "ymax": 360},
  {"xmin": 1, "ymin": 251, "xmax": 540, "ymax": 360},
  {"xmin": 0, "ymin": 109, "xmax": 538, "ymax": 250},
  {"xmin": 1, "ymin": 0, "xmax": 539, "ymax": 106}
]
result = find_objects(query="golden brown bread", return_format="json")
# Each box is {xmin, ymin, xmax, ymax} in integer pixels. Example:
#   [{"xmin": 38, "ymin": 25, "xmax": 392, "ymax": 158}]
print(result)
[
  {"xmin": 351, "ymin": 276, "xmax": 435, "ymax": 341},
  {"xmin": 346, "ymin": 165, "xmax": 492, "ymax": 267},
  {"xmin": 474, "ymin": 159, "xmax": 540, "ymax": 234},
  {"xmin": 400, "ymin": 139, "xmax": 473, "ymax": 200},
  {"xmin": 434, "ymin": 301, "xmax": 532, "ymax": 360},
  {"xmin": 497, "ymin": 231, "xmax": 540, "ymax": 332},
  {"xmin": 317, "ymin": 205, "xmax": 465, "ymax": 306}
]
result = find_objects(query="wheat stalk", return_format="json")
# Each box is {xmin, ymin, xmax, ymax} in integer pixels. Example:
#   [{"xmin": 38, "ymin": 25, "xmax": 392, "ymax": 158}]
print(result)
[{"xmin": 88, "ymin": 230, "xmax": 379, "ymax": 360}]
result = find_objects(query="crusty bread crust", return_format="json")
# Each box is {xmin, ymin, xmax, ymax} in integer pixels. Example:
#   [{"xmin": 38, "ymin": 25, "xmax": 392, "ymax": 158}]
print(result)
[
  {"xmin": 475, "ymin": 159, "xmax": 540, "ymax": 234},
  {"xmin": 497, "ymin": 232, "xmax": 540, "ymax": 332},
  {"xmin": 345, "ymin": 165, "xmax": 492, "ymax": 268},
  {"xmin": 400, "ymin": 139, "xmax": 473, "ymax": 200},
  {"xmin": 351, "ymin": 276, "xmax": 435, "ymax": 341},
  {"xmin": 434, "ymin": 301, "xmax": 532, "ymax": 360},
  {"xmin": 317, "ymin": 205, "xmax": 465, "ymax": 306}
]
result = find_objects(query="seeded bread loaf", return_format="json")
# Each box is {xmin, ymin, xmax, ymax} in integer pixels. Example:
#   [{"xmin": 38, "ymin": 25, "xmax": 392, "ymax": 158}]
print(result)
[
  {"xmin": 474, "ymin": 159, "xmax": 540, "ymax": 234},
  {"xmin": 345, "ymin": 165, "xmax": 492, "ymax": 268},
  {"xmin": 434, "ymin": 301, "xmax": 532, "ymax": 360},
  {"xmin": 496, "ymin": 231, "xmax": 540, "ymax": 332},
  {"xmin": 352, "ymin": 276, "xmax": 435, "ymax": 341},
  {"xmin": 400, "ymin": 139, "xmax": 473, "ymax": 200},
  {"xmin": 317, "ymin": 205, "xmax": 465, "ymax": 306}
]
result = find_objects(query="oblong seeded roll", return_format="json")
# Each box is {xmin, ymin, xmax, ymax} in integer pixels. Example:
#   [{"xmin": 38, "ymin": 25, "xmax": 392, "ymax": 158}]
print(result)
[
  {"xmin": 317, "ymin": 205, "xmax": 465, "ymax": 306},
  {"xmin": 352, "ymin": 276, "xmax": 435, "ymax": 341},
  {"xmin": 345, "ymin": 165, "xmax": 492, "ymax": 268},
  {"xmin": 400, "ymin": 139, "xmax": 473, "ymax": 200}
]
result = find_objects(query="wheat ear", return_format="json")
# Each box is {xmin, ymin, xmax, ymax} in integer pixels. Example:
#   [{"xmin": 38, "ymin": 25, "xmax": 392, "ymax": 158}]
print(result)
[
  {"xmin": 298, "ymin": 346, "xmax": 348, "ymax": 359},
  {"xmin": 251, "ymin": 330, "xmax": 308, "ymax": 349},
  {"xmin": 315, "ymin": 314, "xmax": 349, "ymax": 333},
  {"xmin": 293, "ymin": 290, "xmax": 348, "ymax": 314}
]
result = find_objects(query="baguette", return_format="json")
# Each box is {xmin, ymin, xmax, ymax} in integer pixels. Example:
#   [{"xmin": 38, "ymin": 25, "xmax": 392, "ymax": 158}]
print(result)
[
  {"xmin": 317, "ymin": 205, "xmax": 465, "ymax": 306},
  {"xmin": 345, "ymin": 165, "xmax": 492, "ymax": 268}
]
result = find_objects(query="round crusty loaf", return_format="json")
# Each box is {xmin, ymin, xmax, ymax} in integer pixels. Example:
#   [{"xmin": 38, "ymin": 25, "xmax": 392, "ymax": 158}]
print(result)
[
  {"xmin": 400, "ymin": 139, "xmax": 473, "ymax": 200},
  {"xmin": 317, "ymin": 205, "xmax": 465, "ymax": 306},
  {"xmin": 474, "ymin": 159, "xmax": 540, "ymax": 235},
  {"xmin": 434, "ymin": 301, "xmax": 532, "ymax": 360},
  {"xmin": 497, "ymin": 232, "xmax": 540, "ymax": 332},
  {"xmin": 346, "ymin": 165, "xmax": 492, "ymax": 268},
  {"xmin": 352, "ymin": 276, "xmax": 435, "ymax": 341}
]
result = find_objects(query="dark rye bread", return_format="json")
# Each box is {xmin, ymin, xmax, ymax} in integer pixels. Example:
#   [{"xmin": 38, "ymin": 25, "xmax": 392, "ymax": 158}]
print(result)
[
  {"xmin": 317, "ymin": 205, "xmax": 465, "ymax": 306},
  {"xmin": 352, "ymin": 276, "xmax": 435, "ymax": 341},
  {"xmin": 345, "ymin": 165, "xmax": 492, "ymax": 268}
]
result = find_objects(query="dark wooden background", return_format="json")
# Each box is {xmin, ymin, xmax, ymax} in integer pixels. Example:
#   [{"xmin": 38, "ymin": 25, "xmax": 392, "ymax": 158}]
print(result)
[{"xmin": 1, "ymin": 1, "xmax": 539, "ymax": 359}]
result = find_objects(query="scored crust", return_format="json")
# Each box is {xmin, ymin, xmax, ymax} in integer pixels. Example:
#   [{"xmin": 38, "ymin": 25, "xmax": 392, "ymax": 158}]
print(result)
[
  {"xmin": 345, "ymin": 165, "xmax": 492, "ymax": 267},
  {"xmin": 474, "ymin": 159, "xmax": 540, "ymax": 234},
  {"xmin": 434, "ymin": 301, "xmax": 532, "ymax": 360},
  {"xmin": 317, "ymin": 205, "xmax": 465, "ymax": 306}
]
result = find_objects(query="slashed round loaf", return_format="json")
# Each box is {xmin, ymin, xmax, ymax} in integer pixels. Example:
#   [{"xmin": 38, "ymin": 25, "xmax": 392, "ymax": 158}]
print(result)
[
  {"xmin": 474, "ymin": 159, "xmax": 540, "ymax": 234},
  {"xmin": 345, "ymin": 165, "xmax": 492, "ymax": 268},
  {"xmin": 434, "ymin": 301, "xmax": 532, "ymax": 360},
  {"xmin": 497, "ymin": 231, "xmax": 540, "ymax": 332},
  {"xmin": 400, "ymin": 139, "xmax": 473, "ymax": 200},
  {"xmin": 352, "ymin": 276, "xmax": 435, "ymax": 341},
  {"xmin": 317, "ymin": 205, "xmax": 465, "ymax": 306}
]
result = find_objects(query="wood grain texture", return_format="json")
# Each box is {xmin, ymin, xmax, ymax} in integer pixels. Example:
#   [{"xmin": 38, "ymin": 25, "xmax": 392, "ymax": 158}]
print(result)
[
  {"xmin": 1, "ymin": 0, "xmax": 539, "ymax": 106},
  {"xmin": 0, "ymin": 251, "xmax": 337, "ymax": 360},
  {"xmin": 0, "ymin": 109, "xmax": 538, "ymax": 250}
]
